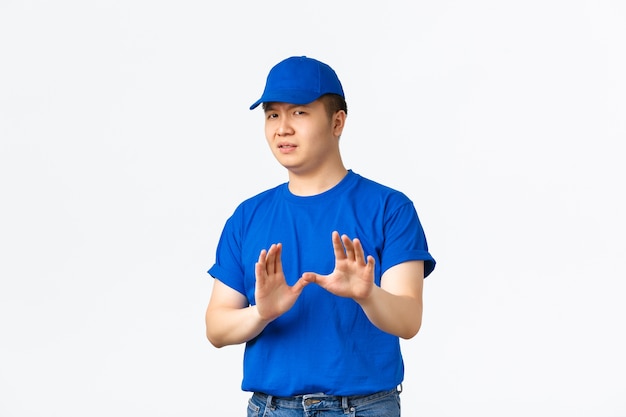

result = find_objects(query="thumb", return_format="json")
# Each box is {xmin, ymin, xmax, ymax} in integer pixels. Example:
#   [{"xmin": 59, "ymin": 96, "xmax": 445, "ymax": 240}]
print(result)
[
  {"xmin": 292, "ymin": 275, "xmax": 314, "ymax": 293},
  {"xmin": 300, "ymin": 272, "xmax": 319, "ymax": 284}
]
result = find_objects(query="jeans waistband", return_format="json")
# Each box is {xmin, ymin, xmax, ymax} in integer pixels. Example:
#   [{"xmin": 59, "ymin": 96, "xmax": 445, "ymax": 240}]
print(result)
[{"xmin": 252, "ymin": 385, "xmax": 401, "ymax": 410}]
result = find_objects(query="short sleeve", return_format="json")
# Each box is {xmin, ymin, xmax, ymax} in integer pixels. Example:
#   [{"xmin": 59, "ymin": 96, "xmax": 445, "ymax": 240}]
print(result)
[
  {"xmin": 380, "ymin": 200, "xmax": 436, "ymax": 278},
  {"xmin": 207, "ymin": 212, "xmax": 247, "ymax": 295}
]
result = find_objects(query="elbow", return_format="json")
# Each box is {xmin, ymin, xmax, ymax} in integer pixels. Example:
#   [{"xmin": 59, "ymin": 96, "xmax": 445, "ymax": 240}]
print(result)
[
  {"xmin": 206, "ymin": 327, "xmax": 229, "ymax": 349},
  {"xmin": 400, "ymin": 303, "xmax": 423, "ymax": 339},
  {"xmin": 399, "ymin": 320, "xmax": 422, "ymax": 340},
  {"xmin": 205, "ymin": 308, "xmax": 228, "ymax": 348},
  {"xmin": 208, "ymin": 339, "xmax": 227, "ymax": 349},
  {"xmin": 206, "ymin": 333, "xmax": 226, "ymax": 349},
  {"xmin": 205, "ymin": 323, "xmax": 227, "ymax": 348}
]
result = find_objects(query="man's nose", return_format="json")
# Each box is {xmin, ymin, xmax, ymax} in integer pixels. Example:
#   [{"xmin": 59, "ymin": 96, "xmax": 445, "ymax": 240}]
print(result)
[{"xmin": 277, "ymin": 118, "xmax": 294, "ymax": 136}]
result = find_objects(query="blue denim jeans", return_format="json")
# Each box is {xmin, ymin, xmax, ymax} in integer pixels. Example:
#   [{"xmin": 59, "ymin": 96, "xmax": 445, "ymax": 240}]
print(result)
[{"xmin": 246, "ymin": 386, "xmax": 401, "ymax": 417}]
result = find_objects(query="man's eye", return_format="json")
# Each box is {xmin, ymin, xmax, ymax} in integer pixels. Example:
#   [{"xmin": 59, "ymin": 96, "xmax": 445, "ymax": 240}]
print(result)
[
  {"xmin": 267, "ymin": 113, "xmax": 278, "ymax": 119},
  {"xmin": 294, "ymin": 111, "xmax": 305, "ymax": 115}
]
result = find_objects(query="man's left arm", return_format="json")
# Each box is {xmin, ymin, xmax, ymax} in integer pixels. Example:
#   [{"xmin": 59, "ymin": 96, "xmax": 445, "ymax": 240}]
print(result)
[
  {"xmin": 356, "ymin": 260, "xmax": 424, "ymax": 339},
  {"xmin": 301, "ymin": 231, "xmax": 425, "ymax": 339}
]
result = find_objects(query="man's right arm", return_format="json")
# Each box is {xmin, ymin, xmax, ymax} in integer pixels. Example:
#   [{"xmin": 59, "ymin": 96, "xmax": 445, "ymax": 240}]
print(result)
[
  {"xmin": 206, "ymin": 243, "xmax": 311, "ymax": 348},
  {"xmin": 205, "ymin": 279, "xmax": 271, "ymax": 348}
]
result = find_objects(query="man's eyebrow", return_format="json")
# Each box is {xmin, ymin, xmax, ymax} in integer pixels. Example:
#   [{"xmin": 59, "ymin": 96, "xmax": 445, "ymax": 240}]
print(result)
[{"xmin": 264, "ymin": 103, "xmax": 309, "ymax": 112}]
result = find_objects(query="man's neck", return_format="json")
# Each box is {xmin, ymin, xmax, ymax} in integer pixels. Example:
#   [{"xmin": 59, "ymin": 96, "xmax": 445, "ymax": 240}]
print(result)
[{"xmin": 287, "ymin": 166, "xmax": 348, "ymax": 197}]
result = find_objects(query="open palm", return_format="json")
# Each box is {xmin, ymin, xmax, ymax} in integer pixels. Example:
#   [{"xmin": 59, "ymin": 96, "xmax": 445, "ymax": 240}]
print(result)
[
  {"xmin": 255, "ymin": 243, "xmax": 309, "ymax": 321},
  {"xmin": 301, "ymin": 231, "xmax": 375, "ymax": 301}
]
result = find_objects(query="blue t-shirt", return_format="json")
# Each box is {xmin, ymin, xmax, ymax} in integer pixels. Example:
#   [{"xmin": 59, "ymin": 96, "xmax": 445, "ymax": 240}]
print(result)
[{"xmin": 208, "ymin": 170, "xmax": 435, "ymax": 396}]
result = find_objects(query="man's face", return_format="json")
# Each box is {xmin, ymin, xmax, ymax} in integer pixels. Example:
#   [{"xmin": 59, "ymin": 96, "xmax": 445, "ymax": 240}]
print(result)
[{"xmin": 263, "ymin": 99, "xmax": 343, "ymax": 176}]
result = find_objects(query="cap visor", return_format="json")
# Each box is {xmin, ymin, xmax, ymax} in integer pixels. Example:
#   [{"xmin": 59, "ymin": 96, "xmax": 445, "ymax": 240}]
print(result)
[{"xmin": 249, "ymin": 91, "xmax": 321, "ymax": 110}]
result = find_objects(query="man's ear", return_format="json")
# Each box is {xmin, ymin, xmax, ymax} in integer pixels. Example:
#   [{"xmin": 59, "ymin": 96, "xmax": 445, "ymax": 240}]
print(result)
[{"xmin": 332, "ymin": 111, "xmax": 347, "ymax": 137}]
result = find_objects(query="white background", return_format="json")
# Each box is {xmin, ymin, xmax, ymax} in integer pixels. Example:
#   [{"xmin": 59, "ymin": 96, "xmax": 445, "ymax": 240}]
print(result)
[{"xmin": 1, "ymin": 1, "xmax": 625, "ymax": 416}]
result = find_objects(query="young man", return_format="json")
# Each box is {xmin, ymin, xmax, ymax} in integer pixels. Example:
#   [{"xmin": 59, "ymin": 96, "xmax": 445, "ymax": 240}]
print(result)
[{"xmin": 205, "ymin": 56, "xmax": 436, "ymax": 416}]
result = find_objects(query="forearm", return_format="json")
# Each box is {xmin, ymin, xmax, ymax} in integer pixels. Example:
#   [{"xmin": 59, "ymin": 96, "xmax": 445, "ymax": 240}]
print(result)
[
  {"xmin": 356, "ymin": 285, "xmax": 423, "ymax": 339},
  {"xmin": 205, "ymin": 305, "xmax": 271, "ymax": 348}
]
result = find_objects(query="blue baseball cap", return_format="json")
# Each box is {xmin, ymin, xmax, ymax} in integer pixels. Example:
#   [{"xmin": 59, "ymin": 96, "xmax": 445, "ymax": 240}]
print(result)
[{"xmin": 250, "ymin": 56, "xmax": 345, "ymax": 110}]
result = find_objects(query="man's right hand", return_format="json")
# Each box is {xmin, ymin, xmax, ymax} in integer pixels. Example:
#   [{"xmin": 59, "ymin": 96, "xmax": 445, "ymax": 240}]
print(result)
[{"xmin": 254, "ymin": 243, "xmax": 311, "ymax": 321}]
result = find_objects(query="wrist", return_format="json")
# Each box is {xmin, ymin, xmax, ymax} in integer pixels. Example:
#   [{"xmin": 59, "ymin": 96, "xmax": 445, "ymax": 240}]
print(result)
[
  {"xmin": 252, "ymin": 304, "xmax": 277, "ymax": 324},
  {"xmin": 353, "ymin": 284, "xmax": 376, "ymax": 306}
]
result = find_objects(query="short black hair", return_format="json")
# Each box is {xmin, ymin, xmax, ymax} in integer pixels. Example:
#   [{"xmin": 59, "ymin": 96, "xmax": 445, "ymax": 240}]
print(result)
[{"xmin": 319, "ymin": 94, "xmax": 348, "ymax": 117}]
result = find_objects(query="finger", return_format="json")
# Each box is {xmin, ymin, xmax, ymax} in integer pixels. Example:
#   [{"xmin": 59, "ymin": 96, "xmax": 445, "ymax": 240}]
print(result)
[
  {"xmin": 266, "ymin": 243, "xmax": 280, "ymax": 275},
  {"xmin": 292, "ymin": 275, "xmax": 314, "ymax": 293},
  {"xmin": 302, "ymin": 272, "xmax": 326, "ymax": 287},
  {"xmin": 257, "ymin": 248, "xmax": 267, "ymax": 264},
  {"xmin": 301, "ymin": 272, "xmax": 318, "ymax": 284},
  {"xmin": 331, "ymin": 231, "xmax": 347, "ymax": 259},
  {"xmin": 255, "ymin": 249, "xmax": 268, "ymax": 282},
  {"xmin": 261, "ymin": 244, "xmax": 272, "ymax": 275},
  {"xmin": 352, "ymin": 238, "xmax": 366, "ymax": 265},
  {"xmin": 273, "ymin": 243, "xmax": 284, "ymax": 276},
  {"xmin": 342, "ymin": 234, "xmax": 356, "ymax": 261}
]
